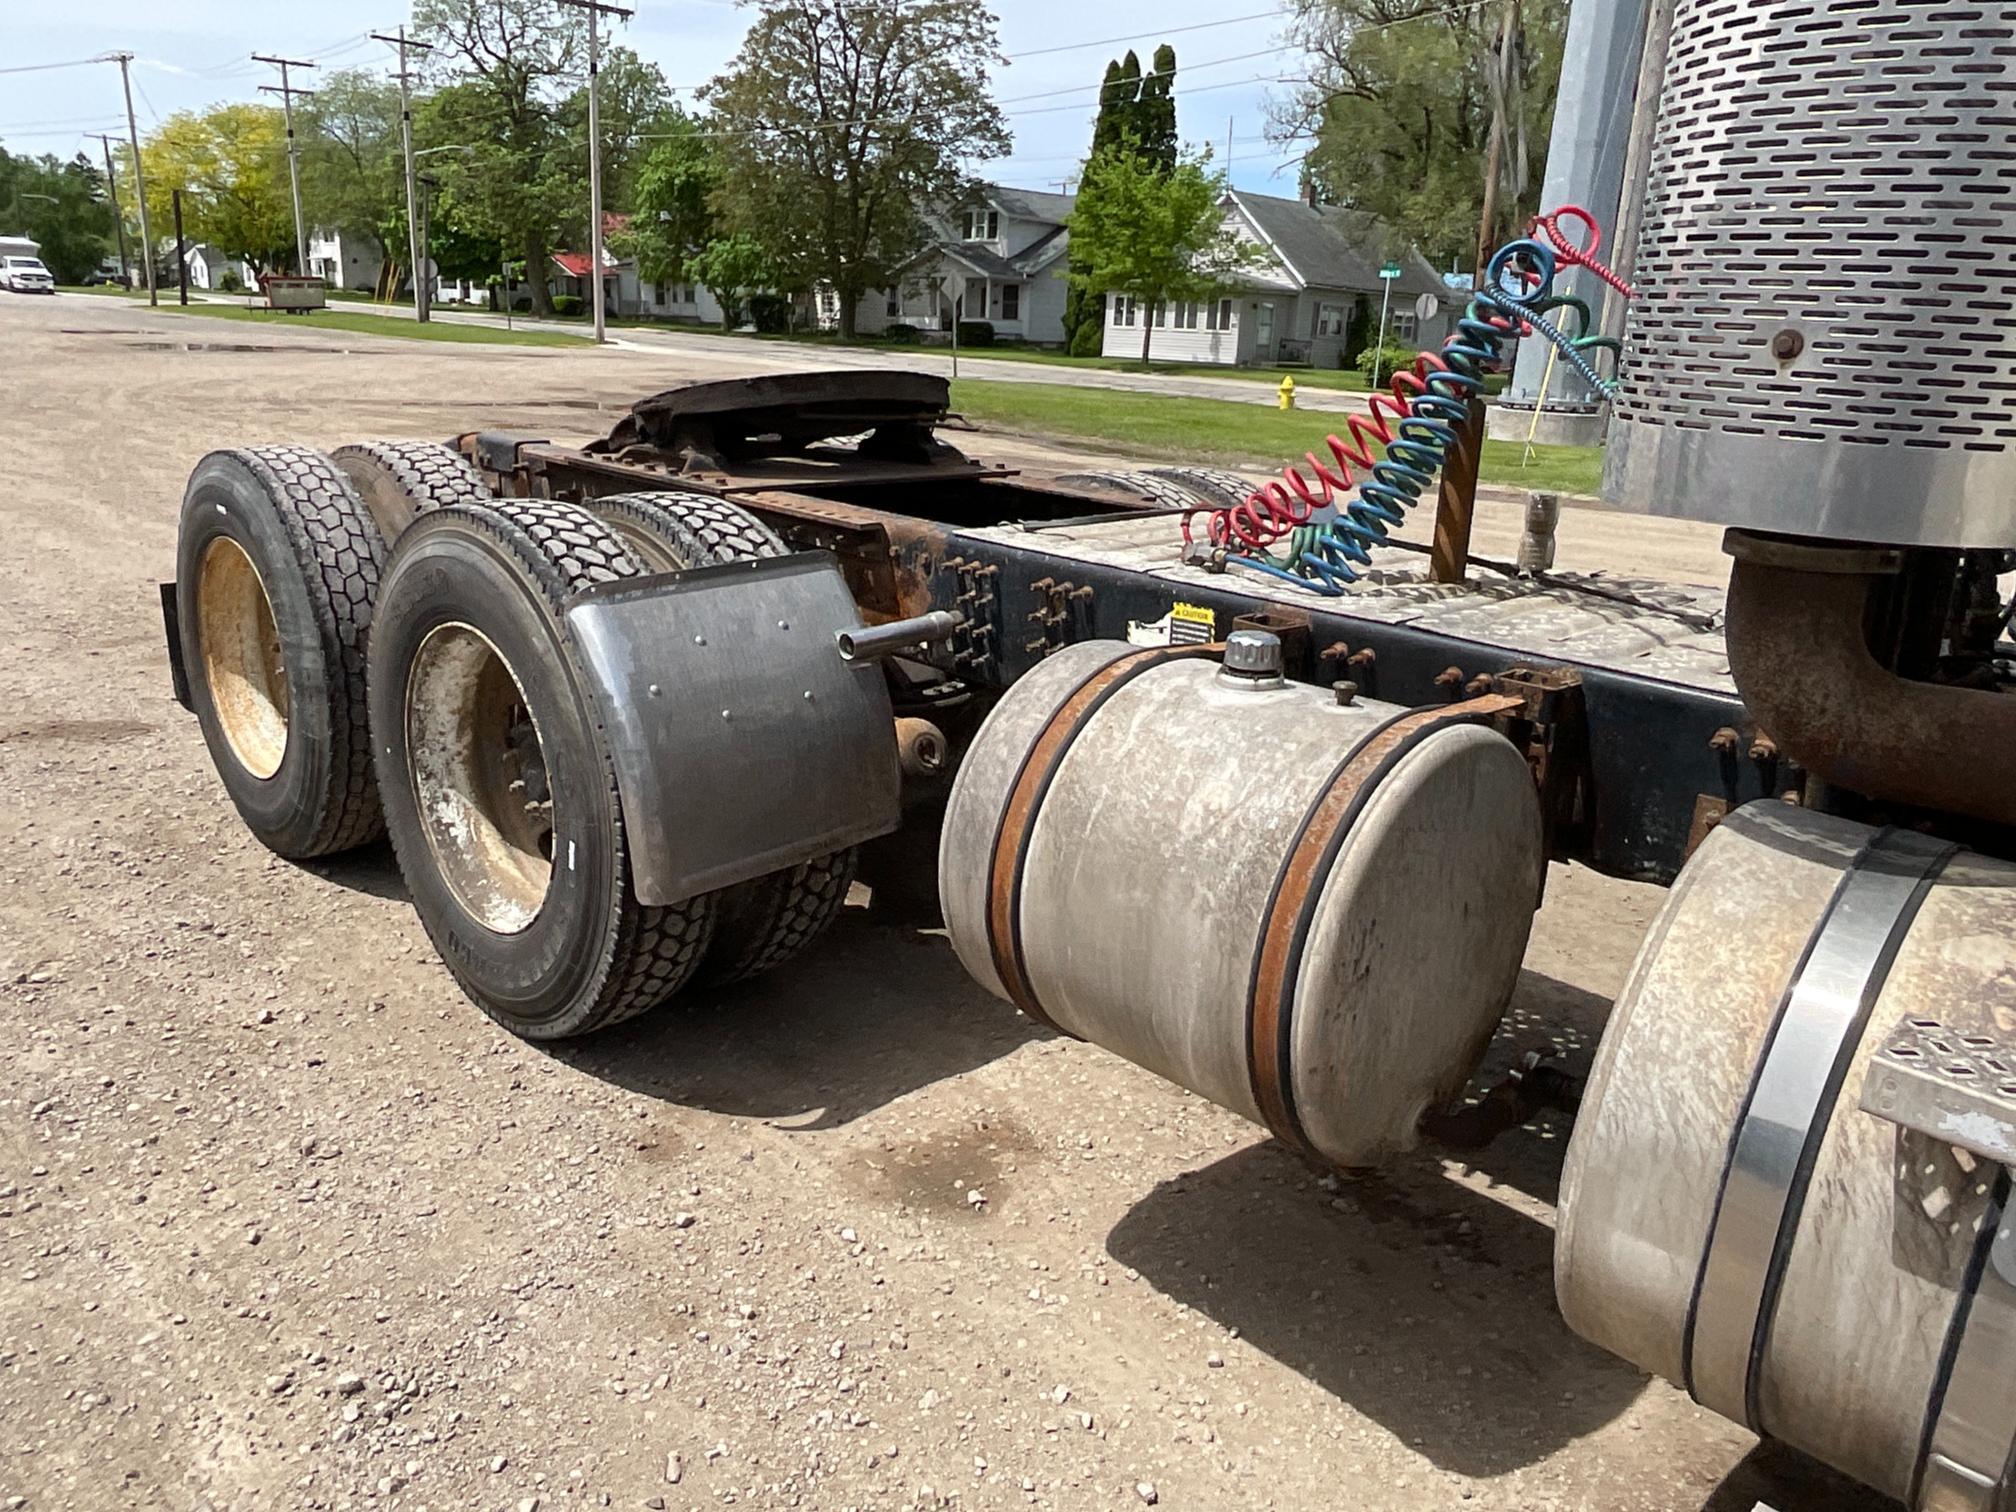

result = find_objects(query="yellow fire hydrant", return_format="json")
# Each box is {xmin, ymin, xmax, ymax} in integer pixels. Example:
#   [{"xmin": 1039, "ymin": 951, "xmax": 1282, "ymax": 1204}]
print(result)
[{"xmin": 1278, "ymin": 374, "xmax": 1296, "ymax": 411}]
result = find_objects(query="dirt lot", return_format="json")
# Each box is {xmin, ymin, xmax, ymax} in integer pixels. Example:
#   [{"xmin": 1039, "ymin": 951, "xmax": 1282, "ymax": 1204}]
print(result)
[{"xmin": 1, "ymin": 294, "xmax": 1874, "ymax": 1512}]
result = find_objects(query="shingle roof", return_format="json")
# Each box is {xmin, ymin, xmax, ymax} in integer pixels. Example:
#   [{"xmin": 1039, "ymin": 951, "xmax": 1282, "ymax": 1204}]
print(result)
[
  {"xmin": 987, "ymin": 185, "xmax": 1075, "ymax": 225},
  {"xmin": 1230, "ymin": 191, "xmax": 1445, "ymax": 297},
  {"xmin": 941, "ymin": 243, "xmax": 1021, "ymax": 279},
  {"xmin": 1011, "ymin": 224, "xmax": 1069, "ymax": 272}
]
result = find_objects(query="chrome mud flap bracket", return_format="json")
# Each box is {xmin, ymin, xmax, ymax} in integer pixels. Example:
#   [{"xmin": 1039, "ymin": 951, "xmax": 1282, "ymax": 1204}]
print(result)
[
  {"xmin": 1861, "ymin": 1017, "xmax": 2016, "ymax": 1512},
  {"xmin": 564, "ymin": 551, "xmax": 902, "ymax": 906}
]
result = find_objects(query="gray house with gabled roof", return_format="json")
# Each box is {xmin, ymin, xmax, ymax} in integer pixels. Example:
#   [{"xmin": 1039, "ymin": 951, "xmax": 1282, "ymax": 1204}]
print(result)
[
  {"xmin": 818, "ymin": 183, "xmax": 1078, "ymax": 343},
  {"xmin": 1102, "ymin": 189, "xmax": 1453, "ymax": 368}
]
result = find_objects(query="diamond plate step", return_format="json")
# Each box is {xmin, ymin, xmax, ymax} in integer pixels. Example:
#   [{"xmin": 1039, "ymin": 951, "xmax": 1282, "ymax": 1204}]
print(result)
[{"xmin": 1861, "ymin": 1017, "xmax": 2016, "ymax": 1167}]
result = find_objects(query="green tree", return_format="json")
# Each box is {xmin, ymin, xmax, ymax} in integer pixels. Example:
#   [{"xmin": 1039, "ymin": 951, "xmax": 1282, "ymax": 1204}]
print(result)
[
  {"xmin": 299, "ymin": 69, "xmax": 406, "ymax": 280},
  {"xmin": 551, "ymin": 46, "xmax": 672, "ymax": 234},
  {"xmin": 1061, "ymin": 48, "xmax": 1162, "ymax": 355},
  {"xmin": 688, "ymin": 234, "xmax": 774, "ymax": 329},
  {"xmin": 138, "ymin": 105, "xmax": 297, "ymax": 271},
  {"xmin": 1068, "ymin": 144, "xmax": 1258, "ymax": 367},
  {"xmin": 0, "ymin": 149, "xmax": 114, "ymax": 283},
  {"xmin": 413, "ymin": 0, "xmax": 593, "ymax": 317},
  {"xmin": 617, "ymin": 113, "xmax": 771, "ymax": 327},
  {"xmin": 1136, "ymin": 45, "xmax": 1179, "ymax": 168},
  {"xmin": 613, "ymin": 110, "xmax": 712, "ymax": 281},
  {"xmin": 1274, "ymin": 0, "xmax": 1567, "ymax": 271},
  {"xmin": 701, "ymin": 0, "xmax": 1010, "ymax": 341},
  {"xmin": 1103, "ymin": 51, "xmax": 1143, "ymax": 150}
]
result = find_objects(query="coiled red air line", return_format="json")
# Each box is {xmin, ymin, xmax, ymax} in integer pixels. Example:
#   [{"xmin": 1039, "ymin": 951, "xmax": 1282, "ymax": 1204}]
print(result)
[{"xmin": 1180, "ymin": 304, "xmax": 1523, "ymax": 562}]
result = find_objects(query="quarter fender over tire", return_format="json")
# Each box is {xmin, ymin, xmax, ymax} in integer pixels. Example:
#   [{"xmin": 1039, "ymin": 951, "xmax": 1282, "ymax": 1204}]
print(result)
[
  {"xmin": 368, "ymin": 499, "xmax": 715, "ymax": 1038},
  {"xmin": 579, "ymin": 490, "xmax": 859, "ymax": 984},
  {"xmin": 331, "ymin": 440, "xmax": 491, "ymax": 543},
  {"xmin": 175, "ymin": 445, "xmax": 387, "ymax": 858},
  {"xmin": 1053, "ymin": 469, "xmax": 1229, "ymax": 509}
]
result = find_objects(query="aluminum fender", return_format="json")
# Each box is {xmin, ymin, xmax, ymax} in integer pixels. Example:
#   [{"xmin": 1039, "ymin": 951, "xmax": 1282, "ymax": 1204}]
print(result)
[{"xmin": 565, "ymin": 552, "xmax": 900, "ymax": 906}]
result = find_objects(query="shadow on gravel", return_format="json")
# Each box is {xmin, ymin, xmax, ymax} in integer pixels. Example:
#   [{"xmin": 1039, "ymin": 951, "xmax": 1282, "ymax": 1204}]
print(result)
[
  {"xmin": 556, "ymin": 907, "xmax": 1043, "ymax": 1129},
  {"xmin": 307, "ymin": 839, "xmax": 412, "ymax": 903},
  {"xmin": 1106, "ymin": 1137, "xmax": 1642, "ymax": 1477},
  {"xmin": 1701, "ymin": 1442, "xmax": 1901, "ymax": 1512},
  {"xmin": 1436, "ymin": 967, "xmax": 1617, "ymax": 1210}
]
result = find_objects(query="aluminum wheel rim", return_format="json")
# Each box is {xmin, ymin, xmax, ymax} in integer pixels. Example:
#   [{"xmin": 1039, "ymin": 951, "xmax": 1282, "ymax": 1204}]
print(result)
[
  {"xmin": 198, "ymin": 536, "xmax": 290, "ymax": 781},
  {"xmin": 405, "ymin": 622, "xmax": 555, "ymax": 935}
]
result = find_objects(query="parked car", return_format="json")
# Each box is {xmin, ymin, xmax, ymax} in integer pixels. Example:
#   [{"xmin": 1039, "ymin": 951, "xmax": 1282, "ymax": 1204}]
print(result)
[
  {"xmin": 80, "ymin": 269, "xmax": 125, "ymax": 288},
  {"xmin": 1, "ymin": 256, "xmax": 56, "ymax": 294}
]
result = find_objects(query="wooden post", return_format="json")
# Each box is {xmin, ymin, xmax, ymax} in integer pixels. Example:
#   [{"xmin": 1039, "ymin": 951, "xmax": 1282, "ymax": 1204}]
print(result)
[{"xmin": 1430, "ymin": 396, "xmax": 1487, "ymax": 583}]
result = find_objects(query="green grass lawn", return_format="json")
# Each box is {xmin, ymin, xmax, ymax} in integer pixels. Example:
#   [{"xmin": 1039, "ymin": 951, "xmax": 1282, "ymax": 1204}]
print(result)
[
  {"xmin": 948, "ymin": 378, "xmax": 1604, "ymax": 496},
  {"xmin": 91, "ymin": 298, "xmax": 588, "ymax": 347}
]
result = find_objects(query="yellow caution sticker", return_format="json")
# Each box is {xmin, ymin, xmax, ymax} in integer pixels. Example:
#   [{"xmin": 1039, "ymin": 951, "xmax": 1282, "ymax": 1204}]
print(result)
[{"xmin": 1126, "ymin": 601, "xmax": 1218, "ymax": 647}]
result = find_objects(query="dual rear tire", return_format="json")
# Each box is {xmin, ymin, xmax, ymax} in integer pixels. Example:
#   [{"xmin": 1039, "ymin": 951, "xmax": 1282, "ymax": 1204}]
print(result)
[{"xmin": 177, "ymin": 452, "xmax": 854, "ymax": 1037}]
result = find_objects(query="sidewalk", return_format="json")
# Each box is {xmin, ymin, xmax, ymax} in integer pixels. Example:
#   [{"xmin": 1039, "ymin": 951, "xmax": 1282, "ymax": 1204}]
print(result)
[{"xmin": 323, "ymin": 296, "xmax": 1400, "ymax": 416}]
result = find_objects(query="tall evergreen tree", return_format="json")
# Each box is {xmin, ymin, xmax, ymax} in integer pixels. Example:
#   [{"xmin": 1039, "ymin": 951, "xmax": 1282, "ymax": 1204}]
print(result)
[
  {"xmin": 1136, "ymin": 45, "xmax": 1179, "ymax": 169},
  {"xmin": 1062, "ymin": 48, "xmax": 1162, "ymax": 354}
]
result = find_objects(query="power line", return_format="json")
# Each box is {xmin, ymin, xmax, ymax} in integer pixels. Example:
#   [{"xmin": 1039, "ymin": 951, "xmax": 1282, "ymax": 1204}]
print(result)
[
  {"xmin": 0, "ymin": 55, "xmax": 116, "ymax": 76},
  {"xmin": 1007, "ymin": 9, "xmax": 1286, "ymax": 60},
  {"xmin": 995, "ymin": 46, "xmax": 1281, "ymax": 107}
]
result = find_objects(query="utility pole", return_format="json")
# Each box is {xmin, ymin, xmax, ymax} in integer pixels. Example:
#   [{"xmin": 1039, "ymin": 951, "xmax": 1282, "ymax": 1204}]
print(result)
[
  {"xmin": 373, "ymin": 27, "xmax": 434, "ymax": 322},
  {"xmin": 110, "ymin": 53, "xmax": 156, "ymax": 306},
  {"xmin": 87, "ymin": 133, "xmax": 132, "ymax": 288},
  {"xmin": 557, "ymin": 0, "xmax": 633, "ymax": 344},
  {"xmin": 1473, "ymin": 0, "xmax": 1522, "ymax": 284},
  {"xmin": 172, "ymin": 189, "xmax": 189, "ymax": 305},
  {"xmin": 417, "ymin": 174, "xmax": 438, "ymax": 321},
  {"xmin": 254, "ymin": 54, "xmax": 317, "ymax": 276}
]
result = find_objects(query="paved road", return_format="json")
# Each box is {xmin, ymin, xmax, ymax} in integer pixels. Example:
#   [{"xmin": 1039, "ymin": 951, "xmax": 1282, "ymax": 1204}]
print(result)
[{"xmin": 307, "ymin": 293, "xmax": 1404, "ymax": 414}]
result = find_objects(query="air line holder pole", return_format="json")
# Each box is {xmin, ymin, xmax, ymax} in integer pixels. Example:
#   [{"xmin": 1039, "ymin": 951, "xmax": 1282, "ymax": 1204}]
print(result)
[{"xmin": 1430, "ymin": 395, "xmax": 1487, "ymax": 584}]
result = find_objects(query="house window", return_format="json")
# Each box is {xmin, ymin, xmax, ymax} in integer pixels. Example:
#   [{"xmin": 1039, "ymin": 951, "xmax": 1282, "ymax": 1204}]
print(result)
[
  {"xmin": 1114, "ymin": 295, "xmax": 1136, "ymax": 326},
  {"xmin": 1206, "ymin": 298, "xmax": 1235, "ymax": 332},
  {"xmin": 1151, "ymin": 299, "xmax": 1168, "ymax": 328},
  {"xmin": 656, "ymin": 279, "xmax": 670, "ymax": 304},
  {"xmin": 1392, "ymin": 311, "xmax": 1420, "ymax": 343},
  {"xmin": 999, "ymin": 282, "xmax": 1020, "ymax": 321},
  {"xmin": 1172, "ymin": 300, "xmax": 1201, "ymax": 330},
  {"xmin": 963, "ymin": 208, "xmax": 999, "ymax": 241},
  {"xmin": 1315, "ymin": 301, "xmax": 1348, "ymax": 337},
  {"xmin": 887, "ymin": 287, "xmax": 901, "ymax": 317}
]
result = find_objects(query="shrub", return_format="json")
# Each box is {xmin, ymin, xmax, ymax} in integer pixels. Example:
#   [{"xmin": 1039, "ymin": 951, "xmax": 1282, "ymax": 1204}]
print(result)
[
  {"xmin": 956, "ymin": 319, "xmax": 995, "ymax": 348},
  {"xmin": 511, "ymin": 296, "xmax": 532, "ymax": 313},
  {"xmin": 552, "ymin": 294, "xmax": 584, "ymax": 317},
  {"xmin": 884, "ymin": 323, "xmax": 921, "ymax": 345},
  {"xmin": 218, "ymin": 269, "xmax": 245, "ymax": 294},
  {"xmin": 1068, "ymin": 320, "xmax": 1105, "ymax": 358},
  {"xmin": 1355, "ymin": 341, "xmax": 1418, "ymax": 382},
  {"xmin": 746, "ymin": 292, "xmax": 792, "ymax": 333}
]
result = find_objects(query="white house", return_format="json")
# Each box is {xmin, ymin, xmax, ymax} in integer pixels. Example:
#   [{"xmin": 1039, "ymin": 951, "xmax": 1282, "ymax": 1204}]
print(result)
[
  {"xmin": 803, "ymin": 184, "xmax": 1076, "ymax": 343},
  {"xmin": 183, "ymin": 243, "xmax": 257, "ymax": 292},
  {"xmin": 307, "ymin": 227, "xmax": 386, "ymax": 294},
  {"xmin": 1102, "ymin": 190, "xmax": 1453, "ymax": 368}
]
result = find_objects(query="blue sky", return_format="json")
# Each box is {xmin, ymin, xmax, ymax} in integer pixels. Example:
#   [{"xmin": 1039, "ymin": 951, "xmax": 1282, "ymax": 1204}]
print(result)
[{"xmin": 1, "ymin": 1, "xmax": 1306, "ymax": 196}]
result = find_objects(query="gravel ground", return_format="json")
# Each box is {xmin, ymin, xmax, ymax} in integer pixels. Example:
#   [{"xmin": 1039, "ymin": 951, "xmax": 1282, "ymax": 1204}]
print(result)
[{"xmin": 1, "ymin": 293, "xmax": 1877, "ymax": 1512}]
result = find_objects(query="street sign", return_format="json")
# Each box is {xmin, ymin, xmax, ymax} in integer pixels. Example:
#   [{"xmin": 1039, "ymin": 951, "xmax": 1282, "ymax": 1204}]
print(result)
[
  {"xmin": 1380, "ymin": 262, "xmax": 1403, "ymax": 281},
  {"xmin": 1415, "ymin": 292, "xmax": 1441, "ymax": 322}
]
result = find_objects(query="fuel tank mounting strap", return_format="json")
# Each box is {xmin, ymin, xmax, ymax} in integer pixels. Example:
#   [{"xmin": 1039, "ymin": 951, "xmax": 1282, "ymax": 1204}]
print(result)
[
  {"xmin": 1916, "ymin": 1190, "xmax": 2016, "ymax": 1512},
  {"xmin": 1682, "ymin": 826, "xmax": 1959, "ymax": 1432},
  {"xmin": 983, "ymin": 644, "xmax": 1222, "ymax": 1039},
  {"xmin": 1243, "ymin": 693, "xmax": 1524, "ymax": 1160}
]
